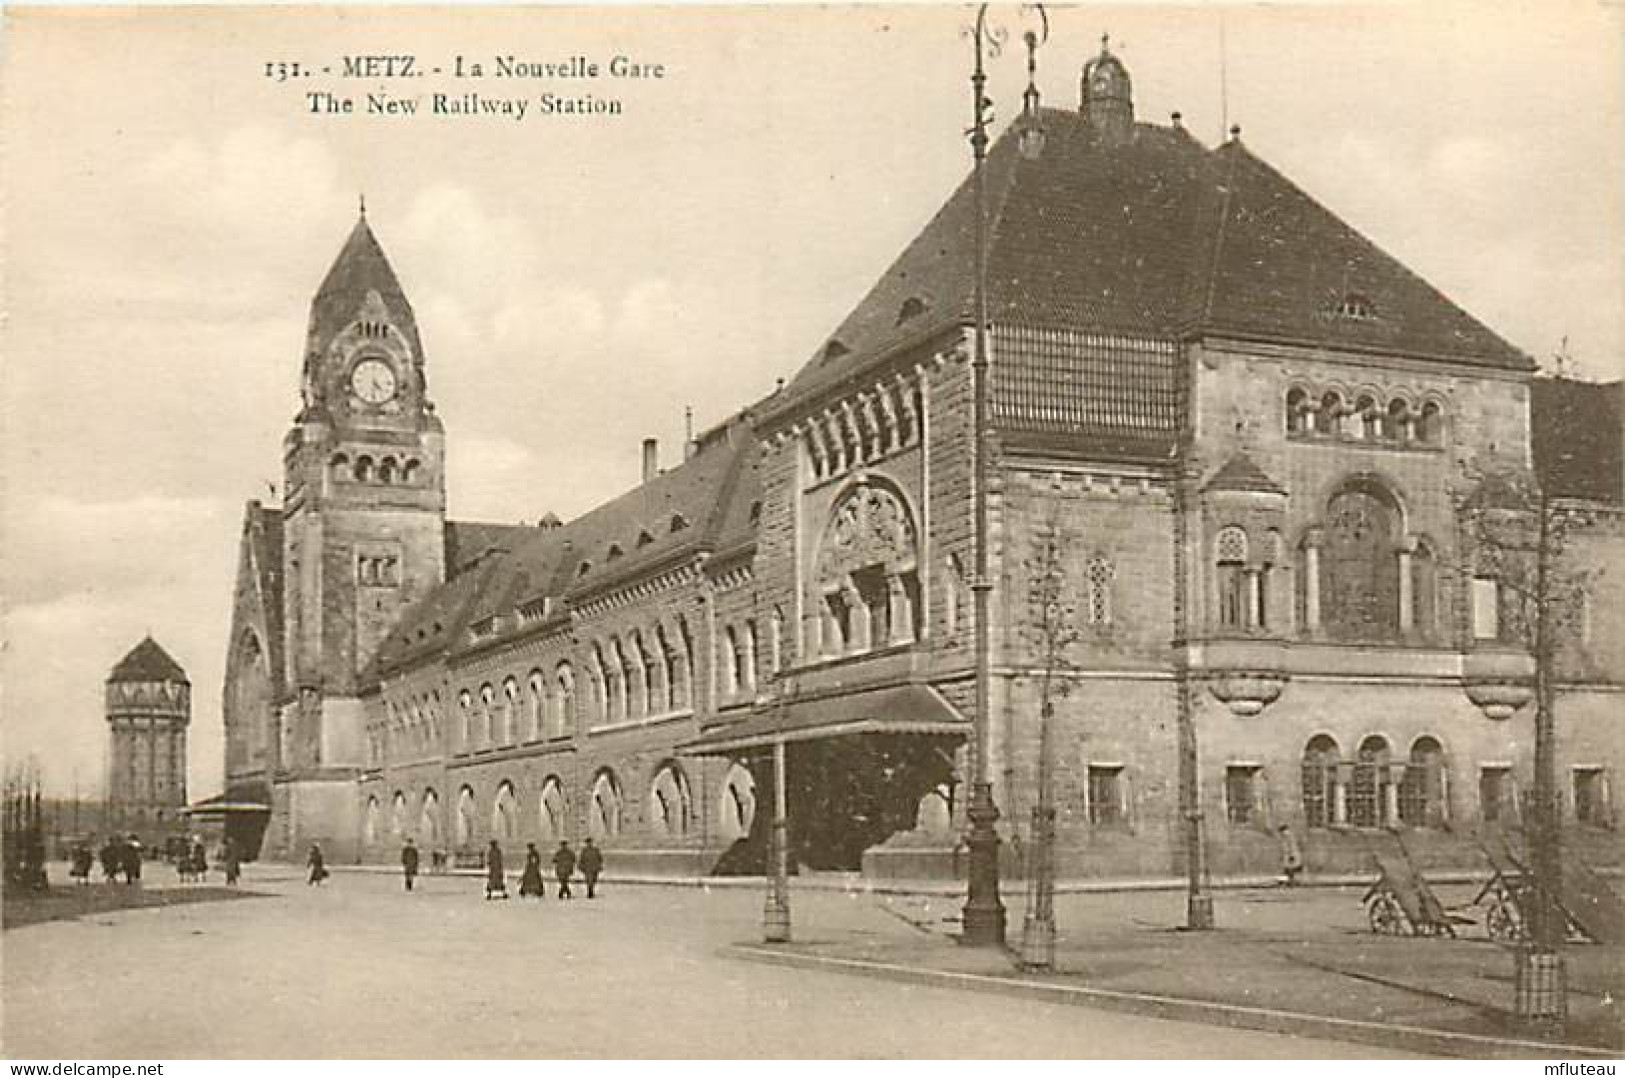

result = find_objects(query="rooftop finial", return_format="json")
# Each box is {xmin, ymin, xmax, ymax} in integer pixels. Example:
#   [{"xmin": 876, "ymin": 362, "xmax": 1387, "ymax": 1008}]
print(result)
[
  {"xmin": 359, "ymin": 192, "xmax": 367, "ymax": 219},
  {"xmin": 1101, "ymin": 32, "xmax": 1110, "ymax": 54}
]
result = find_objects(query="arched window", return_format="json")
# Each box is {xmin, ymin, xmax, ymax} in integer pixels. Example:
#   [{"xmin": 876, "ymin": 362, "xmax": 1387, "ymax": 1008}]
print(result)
[
  {"xmin": 1350, "ymin": 735, "xmax": 1392, "ymax": 828},
  {"xmin": 915, "ymin": 784, "xmax": 954, "ymax": 836},
  {"xmin": 492, "ymin": 781, "xmax": 518, "ymax": 842},
  {"xmin": 1400, "ymin": 736, "xmax": 1446, "ymax": 827},
  {"xmin": 378, "ymin": 457, "xmax": 397, "ymax": 484},
  {"xmin": 742, "ymin": 620, "xmax": 758, "ymax": 692},
  {"xmin": 1416, "ymin": 401, "xmax": 1443, "ymax": 446},
  {"xmin": 402, "ymin": 459, "xmax": 421, "ymax": 485},
  {"xmin": 355, "ymin": 455, "xmax": 374, "ymax": 483},
  {"xmin": 1411, "ymin": 539, "xmax": 1438, "ymax": 640},
  {"xmin": 1285, "ymin": 387, "xmax": 1310, "ymax": 435},
  {"xmin": 391, "ymin": 791, "xmax": 407, "ymax": 838},
  {"xmin": 526, "ymin": 671, "xmax": 545, "ymax": 741},
  {"xmin": 420, "ymin": 789, "xmax": 441, "ymax": 844},
  {"xmin": 364, "ymin": 796, "xmax": 381, "ymax": 845},
  {"xmin": 330, "ymin": 453, "xmax": 350, "ymax": 483},
  {"xmin": 588, "ymin": 644, "xmax": 609, "ymax": 727},
  {"xmin": 649, "ymin": 763, "xmax": 693, "ymax": 839},
  {"xmin": 812, "ymin": 481, "xmax": 922, "ymax": 656},
  {"xmin": 1216, "ymin": 527, "xmax": 1249, "ymax": 630},
  {"xmin": 501, "ymin": 677, "xmax": 520, "ymax": 745},
  {"xmin": 589, "ymin": 770, "xmax": 621, "ymax": 838},
  {"xmin": 1301, "ymin": 735, "xmax": 1342, "ymax": 828},
  {"xmin": 539, "ymin": 776, "xmax": 568, "ymax": 841},
  {"xmin": 719, "ymin": 763, "xmax": 756, "ymax": 841},
  {"xmin": 1385, "ymin": 398, "xmax": 1412, "ymax": 443},
  {"xmin": 479, "ymin": 684, "xmax": 496, "ymax": 745},
  {"xmin": 1321, "ymin": 478, "xmax": 1403, "ymax": 640},
  {"xmin": 724, "ymin": 626, "xmax": 743, "ymax": 695},
  {"xmin": 554, "ymin": 663, "xmax": 575, "ymax": 738},
  {"xmin": 1355, "ymin": 394, "xmax": 1380, "ymax": 440},
  {"xmin": 455, "ymin": 786, "xmax": 476, "ymax": 847},
  {"xmin": 1315, "ymin": 391, "xmax": 1344, "ymax": 436},
  {"xmin": 458, "ymin": 690, "xmax": 473, "ymax": 750}
]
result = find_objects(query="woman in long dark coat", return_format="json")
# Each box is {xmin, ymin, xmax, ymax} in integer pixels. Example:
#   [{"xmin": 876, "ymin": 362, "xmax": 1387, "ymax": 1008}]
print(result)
[
  {"xmin": 222, "ymin": 837, "xmax": 241, "ymax": 886},
  {"xmin": 484, "ymin": 839, "xmax": 508, "ymax": 900},
  {"xmin": 307, "ymin": 842, "xmax": 328, "ymax": 886},
  {"xmin": 518, "ymin": 842, "xmax": 545, "ymax": 898}
]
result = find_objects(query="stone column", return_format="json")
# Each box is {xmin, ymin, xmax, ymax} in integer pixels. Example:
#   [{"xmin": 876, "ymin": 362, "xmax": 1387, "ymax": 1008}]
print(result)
[
  {"xmin": 888, "ymin": 574, "xmax": 915, "ymax": 645},
  {"xmin": 1333, "ymin": 763, "xmax": 1349, "ymax": 826},
  {"xmin": 1397, "ymin": 537, "xmax": 1415, "ymax": 635},
  {"xmin": 1245, "ymin": 569, "xmax": 1263, "ymax": 630},
  {"xmin": 1304, "ymin": 527, "xmax": 1323, "ymax": 633},
  {"xmin": 846, "ymin": 579, "xmax": 871, "ymax": 653},
  {"xmin": 1384, "ymin": 768, "xmax": 1402, "ymax": 827}
]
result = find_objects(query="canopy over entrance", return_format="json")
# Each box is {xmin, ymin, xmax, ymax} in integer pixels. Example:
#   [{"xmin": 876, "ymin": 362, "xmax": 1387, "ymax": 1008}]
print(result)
[
  {"xmin": 183, "ymin": 784, "xmax": 271, "ymax": 860},
  {"xmin": 681, "ymin": 684, "xmax": 967, "ymax": 871},
  {"xmin": 678, "ymin": 683, "xmax": 967, "ymax": 756}
]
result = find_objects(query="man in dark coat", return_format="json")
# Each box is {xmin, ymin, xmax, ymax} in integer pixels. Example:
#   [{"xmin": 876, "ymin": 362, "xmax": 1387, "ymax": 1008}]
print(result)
[
  {"xmin": 221, "ymin": 836, "xmax": 241, "ymax": 886},
  {"xmin": 484, "ymin": 839, "xmax": 508, "ymax": 900},
  {"xmin": 578, "ymin": 837, "xmax": 604, "ymax": 899},
  {"xmin": 401, "ymin": 838, "xmax": 420, "ymax": 891},
  {"xmin": 552, "ymin": 841, "xmax": 576, "ymax": 899},
  {"xmin": 99, "ymin": 837, "xmax": 120, "ymax": 882},
  {"xmin": 123, "ymin": 835, "xmax": 143, "ymax": 886}
]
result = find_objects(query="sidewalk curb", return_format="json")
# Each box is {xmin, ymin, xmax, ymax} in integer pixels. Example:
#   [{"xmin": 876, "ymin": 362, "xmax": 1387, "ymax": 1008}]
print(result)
[{"xmin": 726, "ymin": 943, "xmax": 1620, "ymax": 1060}]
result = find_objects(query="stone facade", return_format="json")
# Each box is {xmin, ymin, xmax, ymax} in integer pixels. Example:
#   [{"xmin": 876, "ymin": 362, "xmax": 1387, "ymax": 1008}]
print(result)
[{"xmin": 220, "ymin": 44, "xmax": 1623, "ymax": 878}]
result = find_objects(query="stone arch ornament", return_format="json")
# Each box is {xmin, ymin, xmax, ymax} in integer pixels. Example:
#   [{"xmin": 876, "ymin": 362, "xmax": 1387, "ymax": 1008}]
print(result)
[
  {"xmin": 539, "ymin": 776, "xmax": 568, "ymax": 841},
  {"xmin": 649, "ymin": 762, "xmax": 693, "ymax": 839},
  {"xmin": 589, "ymin": 770, "xmax": 621, "ymax": 838},
  {"xmin": 811, "ymin": 478, "xmax": 922, "ymax": 654},
  {"xmin": 420, "ymin": 789, "xmax": 441, "ymax": 844},
  {"xmin": 492, "ymin": 781, "xmax": 518, "ymax": 841},
  {"xmin": 719, "ymin": 762, "xmax": 757, "ymax": 842},
  {"xmin": 455, "ymin": 786, "xmax": 476, "ymax": 847}
]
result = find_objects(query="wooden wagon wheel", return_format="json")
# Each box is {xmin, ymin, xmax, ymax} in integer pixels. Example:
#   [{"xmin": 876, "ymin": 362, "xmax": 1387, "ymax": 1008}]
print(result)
[
  {"xmin": 1485, "ymin": 893, "xmax": 1524, "ymax": 943},
  {"xmin": 1367, "ymin": 892, "xmax": 1408, "ymax": 935}
]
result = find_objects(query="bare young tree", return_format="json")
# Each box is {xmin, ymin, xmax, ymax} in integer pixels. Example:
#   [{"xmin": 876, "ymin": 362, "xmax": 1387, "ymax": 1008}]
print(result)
[
  {"xmin": 1017, "ymin": 487, "xmax": 1084, "ymax": 970},
  {"xmin": 1454, "ymin": 462, "xmax": 1601, "ymax": 1026}
]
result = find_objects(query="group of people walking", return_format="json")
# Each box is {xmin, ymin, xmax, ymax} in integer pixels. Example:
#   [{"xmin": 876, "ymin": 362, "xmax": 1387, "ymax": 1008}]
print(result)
[
  {"xmin": 407, "ymin": 837, "xmax": 602, "ymax": 900},
  {"xmin": 67, "ymin": 834, "xmax": 241, "ymax": 887}
]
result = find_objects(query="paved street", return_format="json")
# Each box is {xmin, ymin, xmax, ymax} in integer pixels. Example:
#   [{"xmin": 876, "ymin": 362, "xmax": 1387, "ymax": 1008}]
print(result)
[{"xmin": 2, "ymin": 866, "xmax": 1419, "ymax": 1059}]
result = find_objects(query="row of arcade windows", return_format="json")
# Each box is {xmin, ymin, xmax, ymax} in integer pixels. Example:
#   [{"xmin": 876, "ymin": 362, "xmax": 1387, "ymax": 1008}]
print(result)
[
  {"xmin": 331, "ymin": 453, "xmax": 425, "ymax": 486},
  {"xmin": 1285, "ymin": 388, "xmax": 1444, "ymax": 447},
  {"xmin": 587, "ymin": 622, "xmax": 695, "ymax": 727},
  {"xmin": 362, "ymin": 763, "xmax": 759, "ymax": 850}
]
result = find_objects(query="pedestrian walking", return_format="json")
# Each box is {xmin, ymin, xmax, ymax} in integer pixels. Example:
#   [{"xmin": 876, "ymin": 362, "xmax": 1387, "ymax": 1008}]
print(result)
[
  {"xmin": 307, "ymin": 842, "xmax": 328, "ymax": 886},
  {"xmin": 401, "ymin": 837, "xmax": 420, "ymax": 892},
  {"xmin": 99, "ymin": 836, "xmax": 120, "ymax": 883},
  {"xmin": 431, "ymin": 849, "xmax": 446, "ymax": 874},
  {"xmin": 519, "ymin": 842, "xmax": 545, "ymax": 898},
  {"xmin": 190, "ymin": 836, "xmax": 208, "ymax": 883},
  {"xmin": 484, "ymin": 839, "xmax": 508, "ymax": 900},
  {"xmin": 1277, "ymin": 823, "xmax": 1304, "ymax": 886},
  {"xmin": 123, "ymin": 835, "xmax": 143, "ymax": 887},
  {"xmin": 552, "ymin": 840, "xmax": 576, "ymax": 900},
  {"xmin": 222, "ymin": 836, "xmax": 241, "ymax": 886},
  {"xmin": 579, "ymin": 837, "xmax": 603, "ymax": 899},
  {"xmin": 69, "ymin": 840, "xmax": 94, "ymax": 886}
]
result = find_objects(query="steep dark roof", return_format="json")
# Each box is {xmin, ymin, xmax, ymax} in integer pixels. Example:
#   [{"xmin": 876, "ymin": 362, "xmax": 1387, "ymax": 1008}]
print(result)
[
  {"xmin": 108, "ymin": 637, "xmax": 188, "ymax": 684},
  {"xmin": 307, "ymin": 215, "xmax": 422, "ymax": 359},
  {"xmin": 1532, "ymin": 377, "xmax": 1623, "ymax": 504},
  {"xmin": 775, "ymin": 106, "xmax": 1529, "ymax": 422},
  {"xmin": 445, "ymin": 521, "xmax": 547, "ymax": 578},
  {"xmin": 1204, "ymin": 453, "xmax": 1286, "ymax": 494}
]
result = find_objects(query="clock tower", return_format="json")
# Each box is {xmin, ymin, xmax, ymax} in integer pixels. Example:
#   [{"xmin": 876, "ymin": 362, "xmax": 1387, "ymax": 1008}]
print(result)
[{"xmin": 272, "ymin": 210, "xmax": 446, "ymax": 855}]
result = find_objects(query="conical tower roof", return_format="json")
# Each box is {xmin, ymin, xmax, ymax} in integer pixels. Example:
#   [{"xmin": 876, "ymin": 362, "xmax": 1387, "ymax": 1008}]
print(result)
[
  {"xmin": 306, "ymin": 214, "xmax": 422, "ymax": 360},
  {"xmin": 107, "ymin": 636, "xmax": 189, "ymax": 684}
]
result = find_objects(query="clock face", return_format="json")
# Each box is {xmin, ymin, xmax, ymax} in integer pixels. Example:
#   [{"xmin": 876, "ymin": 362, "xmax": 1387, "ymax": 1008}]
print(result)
[{"xmin": 350, "ymin": 358, "xmax": 398, "ymax": 404}]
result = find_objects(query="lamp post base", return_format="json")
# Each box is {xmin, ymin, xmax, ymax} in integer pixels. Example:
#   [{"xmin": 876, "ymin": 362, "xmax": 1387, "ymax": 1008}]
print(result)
[
  {"xmin": 1186, "ymin": 892, "xmax": 1214, "ymax": 931},
  {"xmin": 762, "ymin": 895, "xmax": 791, "ymax": 944},
  {"xmin": 961, "ymin": 782, "xmax": 1005, "ymax": 946},
  {"xmin": 1018, "ymin": 913, "xmax": 1055, "ymax": 970},
  {"xmin": 1514, "ymin": 946, "xmax": 1567, "ymax": 1027}
]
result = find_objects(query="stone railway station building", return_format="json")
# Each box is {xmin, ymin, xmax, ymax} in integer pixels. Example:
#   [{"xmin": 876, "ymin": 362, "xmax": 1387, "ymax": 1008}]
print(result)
[{"xmin": 218, "ymin": 45, "xmax": 1623, "ymax": 879}]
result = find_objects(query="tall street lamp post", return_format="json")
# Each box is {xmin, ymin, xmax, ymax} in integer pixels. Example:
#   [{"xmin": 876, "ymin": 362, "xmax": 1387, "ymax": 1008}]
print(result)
[{"xmin": 961, "ymin": 1, "xmax": 1046, "ymax": 950}]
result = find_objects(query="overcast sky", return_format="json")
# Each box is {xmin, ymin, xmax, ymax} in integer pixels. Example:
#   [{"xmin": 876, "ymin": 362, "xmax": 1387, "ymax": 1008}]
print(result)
[{"xmin": 3, "ymin": 2, "xmax": 1622, "ymax": 799}]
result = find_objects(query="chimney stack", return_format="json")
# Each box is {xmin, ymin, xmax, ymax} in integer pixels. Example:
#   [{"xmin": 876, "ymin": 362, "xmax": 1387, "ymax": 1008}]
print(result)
[{"xmin": 642, "ymin": 437, "xmax": 659, "ymax": 483}]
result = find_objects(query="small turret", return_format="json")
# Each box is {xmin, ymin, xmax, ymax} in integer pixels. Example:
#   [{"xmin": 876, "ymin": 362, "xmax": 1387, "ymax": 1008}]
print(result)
[{"xmin": 1080, "ymin": 35, "xmax": 1134, "ymax": 144}]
